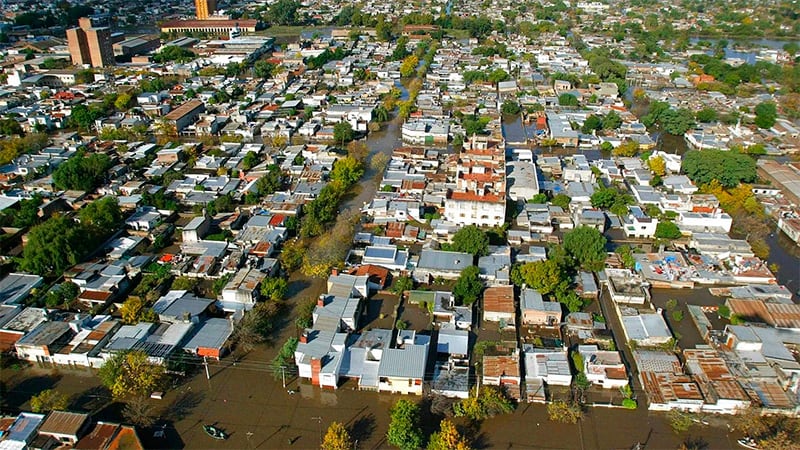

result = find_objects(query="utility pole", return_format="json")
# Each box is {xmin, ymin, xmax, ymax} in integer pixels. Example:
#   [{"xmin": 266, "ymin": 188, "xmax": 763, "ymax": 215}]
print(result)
[
  {"xmin": 203, "ymin": 356, "xmax": 210, "ymax": 380},
  {"xmin": 311, "ymin": 417, "xmax": 322, "ymax": 446},
  {"xmin": 281, "ymin": 366, "xmax": 286, "ymax": 388}
]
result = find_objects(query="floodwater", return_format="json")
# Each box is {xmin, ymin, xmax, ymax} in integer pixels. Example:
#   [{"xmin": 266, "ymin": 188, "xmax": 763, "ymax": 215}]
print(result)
[{"xmin": 688, "ymin": 37, "xmax": 799, "ymax": 64}]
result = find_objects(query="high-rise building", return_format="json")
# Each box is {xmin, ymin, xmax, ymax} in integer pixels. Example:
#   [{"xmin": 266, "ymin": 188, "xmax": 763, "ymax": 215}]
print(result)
[
  {"xmin": 195, "ymin": 0, "xmax": 217, "ymax": 20},
  {"xmin": 66, "ymin": 17, "xmax": 114, "ymax": 68}
]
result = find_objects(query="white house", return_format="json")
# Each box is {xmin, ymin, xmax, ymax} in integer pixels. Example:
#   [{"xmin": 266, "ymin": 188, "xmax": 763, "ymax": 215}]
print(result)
[
  {"xmin": 578, "ymin": 345, "xmax": 629, "ymax": 389},
  {"xmin": 622, "ymin": 206, "xmax": 658, "ymax": 238}
]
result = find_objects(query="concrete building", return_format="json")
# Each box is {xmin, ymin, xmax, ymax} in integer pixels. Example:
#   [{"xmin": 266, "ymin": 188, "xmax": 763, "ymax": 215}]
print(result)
[
  {"xmin": 164, "ymin": 100, "xmax": 205, "ymax": 134},
  {"xmin": 195, "ymin": 0, "xmax": 217, "ymax": 20},
  {"xmin": 66, "ymin": 17, "xmax": 114, "ymax": 68},
  {"xmin": 112, "ymin": 35, "xmax": 160, "ymax": 58},
  {"xmin": 160, "ymin": 19, "xmax": 259, "ymax": 36}
]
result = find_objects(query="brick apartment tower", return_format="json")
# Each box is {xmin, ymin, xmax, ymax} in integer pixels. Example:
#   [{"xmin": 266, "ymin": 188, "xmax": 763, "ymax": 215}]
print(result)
[
  {"xmin": 66, "ymin": 17, "xmax": 114, "ymax": 68},
  {"xmin": 195, "ymin": 0, "xmax": 217, "ymax": 20}
]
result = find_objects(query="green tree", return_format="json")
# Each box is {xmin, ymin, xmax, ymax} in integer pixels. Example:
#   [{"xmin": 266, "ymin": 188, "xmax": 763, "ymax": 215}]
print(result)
[
  {"xmin": 254, "ymin": 60, "xmax": 276, "ymax": 79},
  {"xmin": 119, "ymin": 296, "xmax": 159, "ymax": 324},
  {"xmin": 333, "ymin": 121, "xmax": 354, "ymax": 146},
  {"xmin": 391, "ymin": 276, "xmax": 414, "ymax": 295},
  {"xmin": 114, "ymin": 93, "xmax": 134, "ymax": 111},
  {"xmin": 20, "ymin": 216, "xmax": 90, "ymax": 276},
  {"xmin": 387, "ymin": 399, "xmax": 423, "ymax": 450},
  {"xmin": 427, "ymin": 419, "xmax": 471, "ymax": 450},
  {"xmin": 98, "ymin": 350, "xmax": 165, "ymax": 399},
  {"xmin": 681, "ymin": 150, "xmax": 757, "ymax": 188},
  {"xmin": 78, "ymin": 196, "xmax": 122, "ymax": 238},
  {"xmin": 581, "ymin": 115, "xmax": 603, "ymax": 134},
  {"xmin": 558, "ymin": 93, "xmax": 579, "ymax": 106},
  {"xmin": 152, "ymin": 45, "xmax": 196, "ymax": 63},
  {"xmin": 591, "ymin": 187, "xmax": 632, "ymax": 215},
  {"xmin": 488, "ymin": 68, "xmax": 510, "ymax": 84},
  {"xmin": 44, "ymin": 281, "xmax": 80, "ymax": 309},
  {"xmin": 373, "ymin": 105, "xmax": 390, "ymax": 122},
  {"xmin": 547, "ymin": 401, "xmax": 583, "ymax": 424},
  {"xmin": 453, "ymin": 386, "xmax": 515, "ymax": 420},
  {"xmin": 330, "ymin": 156, "xmax": 365, "ymax": 186},
  {"xmin": 0, "ymin": 118, "xmax": 23, "ymax": 136},
  {"xmin": 399, "ymin": 55, "xmax": 419, "ymax": 78},
  {"xmin": 659, "ymin": 108, "xmax": 695, "ymax": 135},
  {"xmin": 322, "ymin": 421, "xmax": 353, "ymax": 450},
  {"xmin": 754, "ymin": 101, "xmax": 777, "ymax": 129},
  {"xmin": 551, "ymin": 194, "xmax": 571, "ymax": 209},
  {"xmin": 260, "ymin": 277, "xmax": 288, "ymax": 301},
  {"xmin": 602, "ymin": 111, "xmax": 622, "ymax": 129},
  {"xmin": 268, "ymin": 0, "xmax": 300, "ymax": 25},
  {"xmin": 501, "ymin": 100, "xmax": 521, "ymax": 115},
  {"xmin": 29, "ymin": 389, "xmax": 69, "ymax": 413},
  {"xmin": 655, "ymin": 221, "xmax": 682, "ymax": 239},
  {"xmin": 453, "ymin": 266, "xmax": 482, "ymax": 305},
  {"xmin": 450, "ymin": 225, "xmax": 489, "ymax": 257},
  {"xmin": 241, "ymin": 151, "xmax": 259, "ymax": 170},
  {"xmin": 695, "ymin": 107, "xmax": 718, "ymax": 123},
  {"xmin": 563, "ymin": 226, "xmax": 607, "ymax": 271},
  {"xmin": 52, "ymin": 152, "xmax": 112, "ymax": 191},
  {"xmin": 510, "ymin": 260, "xmax": 568, "ymax": 295}
]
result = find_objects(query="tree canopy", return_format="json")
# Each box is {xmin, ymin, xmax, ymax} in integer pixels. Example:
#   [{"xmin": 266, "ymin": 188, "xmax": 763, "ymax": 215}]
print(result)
[
  {"xmin": 754, "ymin": 101, "xmax": 777, "ymax": 129},
  {"xmin": 655, "ymin": 221, "xmax": 682, "ymax": 239},
  {"xmin": 681, "ymin": 149, "xmax": 757, "ymax": 188},
  {"xmin": 558, "ymin": 93, "xmax": 579, "ymax": 106},
  {"xmin": 52, "ymin": 152, "xmax": 112, "ymax": 191},
  {"xmin": 98, "ymin": 350, "xmax": 164, "ymax": 399},
  {"xmin": 427, "ymin": 419, "xmax": 472, "ymax": 450},
  {"xmin": 453, "ymin": 266, "xmax": 482, "ymax": 306},
  {"xmin": 20, "ymin": 216, "xmax": 91, "ymax": 276},
  {"xmin": 30, "ymin": 389, "xmax": 69, "ymax": 413},
  {"xmin": 449, "ymin": 225, "xmax": 489, "ymax": 257},
  {"xmin": 330, "ymin": 156, "xmax": 365, "ymax": 185},
  {"xmin": 510, "ymin": 260, "xmax": 568, "ymax": 295},
  {"xmin": 322, "ymin": 422, "xmax": 353, "ymax": 450},
  {"xmin": 152, "ymin": 45, "xmax": 195, "ymax": 63},
  {"xmin": 562, "ymin": 226, "xmax": 607, "ymax": 271},
  {"xmin": 333, "ymin": 121, "xmax": 354, "ymax": 145},
  {"xmin": 387, "ymin": 399, "xmax": 423, "ymax": 450},
  {"xmin": 268, "ymin": 0, "xmax": 301, "ymax": 25}
]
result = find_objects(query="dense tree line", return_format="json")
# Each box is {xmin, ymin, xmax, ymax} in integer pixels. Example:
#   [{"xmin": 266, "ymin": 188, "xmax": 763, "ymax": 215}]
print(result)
[{"xmin": 52, "ymin": 152, "xmax": 113, "ymax": 191}]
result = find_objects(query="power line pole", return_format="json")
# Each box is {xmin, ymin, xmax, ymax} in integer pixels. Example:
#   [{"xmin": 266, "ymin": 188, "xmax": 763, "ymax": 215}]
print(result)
[
  {"xmin": 246, "ymin": 431, "xmax": 254, "ymax": 450},
  {"xmin": 311, "ymin": 417, "xmax": 322, "ymax": 446}
]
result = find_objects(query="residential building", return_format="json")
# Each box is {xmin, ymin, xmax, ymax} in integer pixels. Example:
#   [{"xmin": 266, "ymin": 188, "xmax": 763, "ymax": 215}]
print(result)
[
  {"xmin": 520, "ymin": 288, "xmax": 562, "ymax": 326},
  {"xmin": 523, "ymin": 346, "xmax": 572, "ymax": 403},
  {"xmin": 622, "ymin": 206, "xmax": 659, "ymax": 238},
  {"xmin": 444, "ymin": 136, "xmax": 506, "ymax": 227},
  {"xmin": 66, "ymin": 17, "xmax": 114, "ymax": 68},
  {"xmin": 220, "ymin": 268, "xmax": 266, "ymax": 311},
  {"xmin": 164, "ymin": 100, "xmax": 206, "ymax": 134},
  {"xmin": 14, "ymin": 321, "xmax": 75, "ymax": 363},
  {"xmin": 482, "ymin": 347, "xmax": 522, "ymax": 400},
  {"xmin": 578, "ymin": 345, "xmax": 629, "ymax": 389},
  {"xmin": 412, "ymin": 250, "xmax": 473, "ymax": 283},
  {"xmin": 37, "ymin": 411, "xmax": 91, "ymax": 445},
  {"xmin": 483, "ymin": 286, "xmax": 515, "ymax": 327},
  {"xmin": 621, "ymin": 311, "xmax": 673, "ymax": 346}
]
